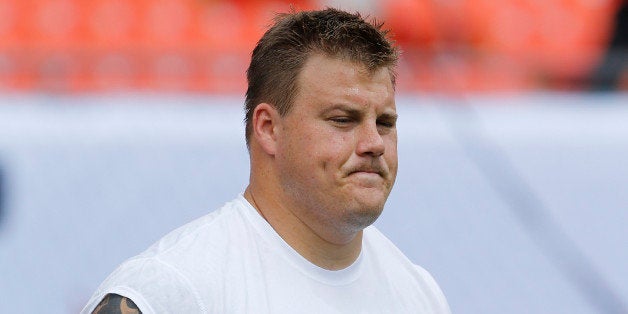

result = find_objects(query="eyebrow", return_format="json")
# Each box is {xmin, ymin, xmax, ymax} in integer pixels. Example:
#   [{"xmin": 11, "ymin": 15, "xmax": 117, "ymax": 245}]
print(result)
[
  {"xmin": 321, "ymin": 104, "xmax": 361, "ymax": 116},
  {"xmin": 379, "ymin": 112, "xmax": 398, "ymax": 122}
]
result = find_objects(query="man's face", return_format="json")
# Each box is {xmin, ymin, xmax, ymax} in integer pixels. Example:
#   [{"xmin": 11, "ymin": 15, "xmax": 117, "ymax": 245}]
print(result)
[{"xmin": 274, "ymin": 54, "xmax": 398, "ymax": 238}]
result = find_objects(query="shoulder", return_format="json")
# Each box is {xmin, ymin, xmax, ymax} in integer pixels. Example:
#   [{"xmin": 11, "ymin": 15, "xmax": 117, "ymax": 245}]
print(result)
[
  {"xmin": 141, "ymin": 197, "xmax": 247, "ymax": 258},
  {"xmin": 411, "ymin": 264, "xmax": 451, "ymax": 314},
  {"xmin": 363, "ymin": 226, "xmax": 451, "ymax": 313},
  {"xmin": 83, "ymin": 197, "xmax": 251, "ymax": 314},
  {"xmin": 81, "ymin": 257, "xmax": 204, "ymax": 314}
]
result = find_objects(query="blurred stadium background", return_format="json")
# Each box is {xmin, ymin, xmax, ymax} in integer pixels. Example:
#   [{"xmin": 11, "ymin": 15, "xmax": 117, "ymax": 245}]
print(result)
[{"xmin": 0, "ymin": 0, "xmax": 626, "ymax": 313}]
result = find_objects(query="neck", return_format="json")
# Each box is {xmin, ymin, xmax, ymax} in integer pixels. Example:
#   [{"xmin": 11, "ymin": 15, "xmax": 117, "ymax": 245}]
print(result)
[{"xmin": 244, "ymin": 185, "xmax": 362, "ymax": 270}]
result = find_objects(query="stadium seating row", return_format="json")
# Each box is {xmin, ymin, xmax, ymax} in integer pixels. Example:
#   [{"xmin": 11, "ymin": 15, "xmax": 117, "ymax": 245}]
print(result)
[{"xmin": 0, "ymin": 0, "xmax": 622, "ymax": 92}]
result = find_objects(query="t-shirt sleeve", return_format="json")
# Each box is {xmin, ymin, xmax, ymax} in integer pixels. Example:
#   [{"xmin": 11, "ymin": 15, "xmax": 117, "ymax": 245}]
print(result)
[{"xmin": 81, "ymin": 257, "xmax": 206, "ymax": 314}]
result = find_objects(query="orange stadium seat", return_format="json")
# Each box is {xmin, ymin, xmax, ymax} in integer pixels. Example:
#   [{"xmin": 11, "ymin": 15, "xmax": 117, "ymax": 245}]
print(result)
[{"xmin": 0, "ymin": 0, "xmax": 28, "ymax": 88}]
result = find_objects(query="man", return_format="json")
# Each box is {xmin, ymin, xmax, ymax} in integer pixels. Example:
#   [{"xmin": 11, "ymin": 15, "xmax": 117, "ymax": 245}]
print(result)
[{"xmin": 82, "ymin": 8, "xmax": 450, "ymax": 313}]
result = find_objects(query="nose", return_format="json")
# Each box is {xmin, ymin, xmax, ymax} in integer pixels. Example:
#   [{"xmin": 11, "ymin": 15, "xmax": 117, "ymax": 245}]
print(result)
[{"xmin": 356, "ymin": 121, "xmax": 385, "ymax": 157}]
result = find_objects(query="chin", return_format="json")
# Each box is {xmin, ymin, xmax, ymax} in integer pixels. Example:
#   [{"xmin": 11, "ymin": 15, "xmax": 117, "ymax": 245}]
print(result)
[
  {"xmin": 340, "ymin": 205, "xmax": 384, "ymax": 232},
  {"xmin": 352, "ymin": 187, "xmax": 389, "ymax": 209},
  {"xmin": 343, "ymin": 194, "xmax": 386, "ymax": 225}
]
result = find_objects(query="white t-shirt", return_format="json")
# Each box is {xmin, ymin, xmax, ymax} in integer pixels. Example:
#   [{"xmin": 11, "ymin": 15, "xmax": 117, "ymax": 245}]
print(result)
[{"xmin": 82, "ymin": 195, "xmax": 450, "ymax": 313}]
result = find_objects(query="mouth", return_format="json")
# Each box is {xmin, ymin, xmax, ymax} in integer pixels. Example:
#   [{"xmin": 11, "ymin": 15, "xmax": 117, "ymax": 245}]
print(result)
[
  {"xmin": 345, "ymin": 162, "xmax": 388, "ymax": 180},
  {"xmin": 348, "ymin": 169, "xmax": 385, "ymax": 178},
  {"xmin": 346, "ymin": 171, "xmax": 386, "ymax": 190}
]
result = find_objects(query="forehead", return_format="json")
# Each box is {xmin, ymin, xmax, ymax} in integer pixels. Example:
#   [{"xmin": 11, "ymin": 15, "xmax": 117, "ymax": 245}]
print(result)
[{"xmin": 294, "ymin": 54, "xmax": 395, "ymax": 112}]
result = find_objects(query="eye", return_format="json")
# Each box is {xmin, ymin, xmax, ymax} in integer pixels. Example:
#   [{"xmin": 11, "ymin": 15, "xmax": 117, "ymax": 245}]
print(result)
[
  {"xmin": 377, "ymin": 119, "xmax": 396, "ymax": 128},
  {"xmin": 329, "ymin": 116, "xmax": 353, "ymax": 124}
]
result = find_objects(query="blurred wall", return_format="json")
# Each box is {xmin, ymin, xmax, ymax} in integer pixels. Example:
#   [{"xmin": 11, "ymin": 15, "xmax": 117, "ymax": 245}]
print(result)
[{"xmin": 0, "ymin": 93, "xmax": 626, "ymax": 313}]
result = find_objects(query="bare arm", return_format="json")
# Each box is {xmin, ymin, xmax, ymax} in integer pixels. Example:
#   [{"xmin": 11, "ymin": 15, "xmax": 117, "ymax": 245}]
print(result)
[{"xmin": 92, "ymin": 293, "xmax": 142, "ymax": 314}]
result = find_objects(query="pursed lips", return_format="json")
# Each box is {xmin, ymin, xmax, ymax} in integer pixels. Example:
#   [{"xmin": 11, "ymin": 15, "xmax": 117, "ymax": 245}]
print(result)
[{"xmin": 347, "ymin": 168, "xmax": 386, "ymax": 178}]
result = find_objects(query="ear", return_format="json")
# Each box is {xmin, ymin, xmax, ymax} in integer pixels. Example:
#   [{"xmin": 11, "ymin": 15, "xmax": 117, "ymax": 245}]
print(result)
[{"xmin": 251, "ymin": 103, "xmax": 281, "ymax": 156}]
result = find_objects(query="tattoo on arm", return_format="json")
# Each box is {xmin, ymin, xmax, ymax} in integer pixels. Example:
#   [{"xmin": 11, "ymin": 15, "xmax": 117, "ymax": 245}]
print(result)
[{"xmin": 92, "ymin": 293, "xmax": 142, "ymax": 314}]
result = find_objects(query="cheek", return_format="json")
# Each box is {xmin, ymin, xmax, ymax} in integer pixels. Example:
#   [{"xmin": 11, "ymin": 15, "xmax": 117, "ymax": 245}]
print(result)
[
  {"xmin": 309, "ymin": 125, "xmax": 352, "ymax": 152},
  {"xmin": 285, "ymin": 122, "xmax": 356, "ymax": 173},
  {"xmin": 385, "ymin": 136, "xmax": 398, "ymax": 172},
  {"xmin": 285, "ymin": 127, "xmax": 339, "ymax": 171},
  {"xmin": 322, "ymin": 132, "xmax": 356, "ymax": 165}
]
